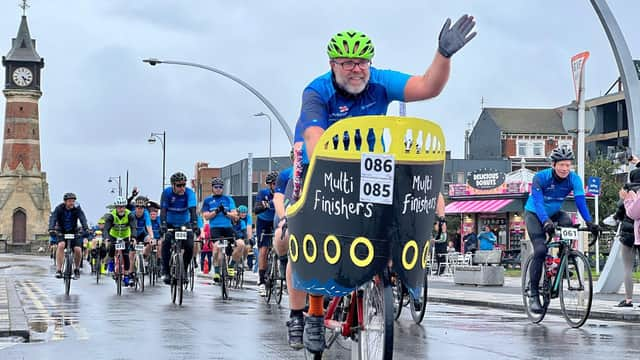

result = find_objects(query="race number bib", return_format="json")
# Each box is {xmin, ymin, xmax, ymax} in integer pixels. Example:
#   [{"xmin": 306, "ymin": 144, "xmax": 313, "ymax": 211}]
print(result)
[
  {"xmin": 217, "ymin": 240, "xmax": 228, "ymax": 248},
  {"xmin": 359, "ymin": 153, "xmax": 395, "ymax": 205},
  {"xmin": 560, "ymin": 227, "xmax": 578, "ymax": 241},
  {"xmin": 64, "ymin": 234, "xmax": 75, "ymax": 240},
  {"xmin": 175, "ymin": 231, "xmax": 187, "ymax": 240},
  {"xmin": 115, "ymin": 241, "xmax": 126, "ymax": 250},
  {"xmin": 135, "ymin": 244, "xmax": 145, "ymax": 251}
]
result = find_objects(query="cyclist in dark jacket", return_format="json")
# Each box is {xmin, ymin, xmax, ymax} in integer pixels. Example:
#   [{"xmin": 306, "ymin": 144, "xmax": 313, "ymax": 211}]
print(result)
[{"xmin": 48, "ymin": 193, "xmax": 89, "ymax": 279}]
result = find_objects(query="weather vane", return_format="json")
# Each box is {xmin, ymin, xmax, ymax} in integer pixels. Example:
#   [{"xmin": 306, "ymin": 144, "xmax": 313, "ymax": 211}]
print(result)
[{"xmin": 19, "ymin": 0, "xmax": 29, "ymax": 16}]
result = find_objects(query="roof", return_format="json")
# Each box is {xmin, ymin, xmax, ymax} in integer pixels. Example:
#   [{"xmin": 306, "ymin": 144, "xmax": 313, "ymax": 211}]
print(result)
[
  {"xmin": 4, "ymin": 16, "xmax": 41, "ymax": 63},
  {"xmin": 483, "ymin": 108, "xmax": 566, "ymax": 134}
]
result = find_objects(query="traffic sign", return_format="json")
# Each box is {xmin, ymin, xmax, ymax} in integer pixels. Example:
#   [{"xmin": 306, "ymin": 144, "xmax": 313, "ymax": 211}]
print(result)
[{"xmin": 587, "ymin": 176, "xmax": 601, "ymax": 196}]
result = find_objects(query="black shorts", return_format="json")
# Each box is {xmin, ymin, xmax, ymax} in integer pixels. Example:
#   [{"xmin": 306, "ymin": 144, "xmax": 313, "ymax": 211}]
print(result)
[
  {"xmin": 210, "ymin": 227, "xmax": 235, "ymax": 242},
  {"xmin": 256, "ymin": 218, "xmax": 274, "ymax": 248},
  {"xmin": 57, "ymin": 234, "xmax": 83, "ymax": 249}
]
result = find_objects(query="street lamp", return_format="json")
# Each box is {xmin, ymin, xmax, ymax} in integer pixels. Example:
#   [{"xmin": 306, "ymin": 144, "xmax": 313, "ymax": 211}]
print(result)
[
  {"xmin": 148, "ymin": 131, "xmax": 166, "ymax": 192},
  {"xmin": 142, "ymin": 58, "xmax": 293, "ymax": 145},
  {"xmin": 254, "ymin": 112, "xmax": 272, "ymax": 172},
  {"xmin": 108, "ymin": 176, "xmax": 122, "ymax": 196}
]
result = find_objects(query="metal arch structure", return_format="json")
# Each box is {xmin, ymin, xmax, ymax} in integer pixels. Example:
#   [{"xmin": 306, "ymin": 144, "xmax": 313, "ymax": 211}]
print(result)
[
  {"xmin": 590, "ymin": 0, "xmax": 640, "ymax": 152},
  {"xmin": 590, "ymin": 0, "xmax": 640, "ymax": 293}
]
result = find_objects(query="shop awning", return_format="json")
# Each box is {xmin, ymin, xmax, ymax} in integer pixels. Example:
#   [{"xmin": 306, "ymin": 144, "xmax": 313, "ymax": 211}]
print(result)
[{"xmin": 445, "ymin": 199, "xmax": 515, "ymax": 214}]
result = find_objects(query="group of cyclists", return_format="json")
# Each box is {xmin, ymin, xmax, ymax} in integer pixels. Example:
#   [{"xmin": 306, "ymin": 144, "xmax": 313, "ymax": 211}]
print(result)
[{"xmin": 45, "ymin": 14, "xmax": 605, "ymax": 357}]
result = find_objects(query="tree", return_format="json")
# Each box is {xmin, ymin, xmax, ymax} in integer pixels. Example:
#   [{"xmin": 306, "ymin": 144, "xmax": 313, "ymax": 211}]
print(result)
[{"xmin": 584, "ymin": 157, "xmax": 624, "ymax": 220}]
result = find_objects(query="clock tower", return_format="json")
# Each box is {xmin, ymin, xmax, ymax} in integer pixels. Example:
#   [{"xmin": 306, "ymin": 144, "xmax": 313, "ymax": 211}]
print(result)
[{"xmin": 0, "ymin": 8, "xmax": 50, "ymax": 248}]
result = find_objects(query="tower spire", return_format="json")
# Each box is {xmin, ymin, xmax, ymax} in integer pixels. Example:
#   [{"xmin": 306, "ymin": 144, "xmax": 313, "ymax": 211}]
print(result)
[{"xmin": 19, "ymin": 0, "xmax": 29, "ymax": 16}]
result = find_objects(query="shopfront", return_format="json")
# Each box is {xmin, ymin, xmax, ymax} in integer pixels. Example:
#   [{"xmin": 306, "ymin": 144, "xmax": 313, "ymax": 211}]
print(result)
[{"xmin": 445, "ymin": 167, "xmax": 585, "ymax": 253}]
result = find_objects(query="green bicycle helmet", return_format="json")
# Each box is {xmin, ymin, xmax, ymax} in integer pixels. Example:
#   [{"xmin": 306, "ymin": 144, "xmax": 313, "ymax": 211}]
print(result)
[{"xmin": 327, "ymin": 30, "xmax": 375, "ymax": 60}]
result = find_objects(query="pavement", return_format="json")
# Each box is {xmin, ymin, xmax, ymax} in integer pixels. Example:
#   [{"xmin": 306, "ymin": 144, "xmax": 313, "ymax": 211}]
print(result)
[
  {"xmin": 428, "ymin": 274, "xmax": 640, "ymax": 322},
  {"xmin": 0, "ymin": 274, "xmax": 29, "ymax": 341}
]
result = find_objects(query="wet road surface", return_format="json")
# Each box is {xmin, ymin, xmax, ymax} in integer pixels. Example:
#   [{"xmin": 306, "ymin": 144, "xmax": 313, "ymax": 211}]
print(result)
[{"xmin": 1, "ymin": 255, "xmax": 640, "ymax": 359}]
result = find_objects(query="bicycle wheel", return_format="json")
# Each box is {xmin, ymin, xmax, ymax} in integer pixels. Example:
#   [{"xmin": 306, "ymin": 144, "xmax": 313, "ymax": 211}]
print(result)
[
  {"xmin": 521, "ymin": 254, "xmax": 549, "ymax": 324},
  {"xmin": 239, "ymin": 258, "xmax": 245, "ymax": 289},
  {"xmin": 63, "ymin": 254, "xmax": 72, "ymax": 296},
  {"xmin": 220, "ymin": 254, "xmax": 228, "ymax": 300},
  {"xmin": 137, "ymin": 253, "xmax": 145, "ymax": 293},
  {"xmin": 170, "ymin": 254, "xmax": 177, "ymax": 304},
  {"xmin": 177, "ymin": 256, "xmax": 184, "ymax": 305},
  {"xmin": 410, "ymin": 273, "xmax": 429, "ymax": 324},
  {"xmin": 392, "ymin": 277, "xmax": 403, "ymax": 320},
  {"xmin": 189, "ymin": 259, "xmax": 195, "ymax": 292},
  {"xmin": 559, "ymin": 250, "xmax": 593, "ymax": 328},
  {"xmin": 359, "ymin": 277, "xmax": 394, "ymax": 360},
  {"xmin": 116, "ymin": 254, "xmax": 123, "ymax": 296},
  {"xmin": 275, "ymin": 262, "xmax": 284, "ymax": 305},
  {"xmin": 265, "ymin": 252, "xmax": 274, "ymax": 303},
  {"xmin": 149, "ymin": 255, "xmax": 156, "ymax": 287},
  {"xmin": 95, "ymin": 253, "xmax": 101, "ymax": 285}
]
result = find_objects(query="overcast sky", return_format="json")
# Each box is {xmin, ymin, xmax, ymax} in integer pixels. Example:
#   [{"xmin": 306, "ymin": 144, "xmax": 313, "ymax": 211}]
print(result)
[{"xmin": 0, "ymin": 0, "xmax": 638, "ymax": 222}]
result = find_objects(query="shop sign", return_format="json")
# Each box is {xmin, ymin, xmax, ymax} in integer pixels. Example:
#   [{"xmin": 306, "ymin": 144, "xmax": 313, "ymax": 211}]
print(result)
[{"xmin": 467, "ymin": 168, "xmax": 505, "ymax": 190}]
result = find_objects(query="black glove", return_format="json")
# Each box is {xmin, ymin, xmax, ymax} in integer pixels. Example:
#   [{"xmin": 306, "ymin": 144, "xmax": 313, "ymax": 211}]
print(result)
[
  {"xmin": 438, "ymin": 14, "xmax": 477, "ymax": 58},
  {"xmin": 543, "ymin": 219, "xmax": 555, "ymax": 236},
  {"xmin": 160, "ymin": 222, "xmax": 168, "ymax": 235},
  {"xmin": 586, "ymin": 222, "xmax": 600, "ymax": 234},
  {"xmin": 217, "ymin": 204, "xmax": 226, "ymax": 215}
]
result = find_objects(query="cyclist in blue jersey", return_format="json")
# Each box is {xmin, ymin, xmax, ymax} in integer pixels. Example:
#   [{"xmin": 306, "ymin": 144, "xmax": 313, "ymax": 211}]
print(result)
[
  {"xmin": 292, "ymin": 19, "xmax": 477, "ymax": 352},
  {"xmin": 254, "ymin": 171, "xmax": 278, "ymax": 296},
  {"xmin": 237, "ymin": 205, "xmax": 255, "ymax": 269},
  {"xmin": 160, "ymin": 172, "xmax": 199, "ymax": 285},
  {"xmin": 148, "ymin": 205, "xmax": 162, "ymax": 271},
  {"xmin": 131, "ymin": 197, "xmax": 154, "ymax": 278},
  {"xmin": 202, "ymin": 177, "xmax": 243, "ymax": 282},
  {"xmin": 524, "ymin": 147, "xmax": 600, "ymax": 314},
  {"xmin": 274, "ymin": 150, "xmax": 294, "ymax": 281}
]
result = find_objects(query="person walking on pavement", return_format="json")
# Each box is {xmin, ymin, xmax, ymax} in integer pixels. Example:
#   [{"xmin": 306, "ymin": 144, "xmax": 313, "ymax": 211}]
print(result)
[{"xmin": 616, "ymin": 156, "xmax": 640, "ymax": 307}]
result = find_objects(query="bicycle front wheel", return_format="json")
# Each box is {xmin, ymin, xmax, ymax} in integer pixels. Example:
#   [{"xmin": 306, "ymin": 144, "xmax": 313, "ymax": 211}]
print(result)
[
  {"xmin": 189, "ymin": 259, "xmax": 195, "ymax": 292},
  {"xmin": 220, "ymin": 254, "xmax": 228, "ymax": 300},
  {"xmin": 95, "ymin": 254, "xmax": 101, "ymax": 285},
  {"xmin": 359, "ymin": 277, "xmax": 394, "ymax": 360},
  {"xmin": 559, "ymin": 250, "xmax": 593, "ymax": 328},
  {"xmin": 136, "ymin": 253, "xmax": 145, "ymax": 293},
  {"xmin": 170, "ymin": 254, "xmax": 177, "ymax": 303},
  {"xmin": 63, "ymin": 255, "xmax": 72, "ymax": 296},
  {"xmin": 410, "ymin": 273, "xmax": 428, "ymax": 324},
  {"xmin": 177, "ymin": 256, "xmax": 184, "ymax": 305},
  {"xmin": 392, "ymin": 278, "xmax": 403, "ymax": 321},
  {"xmin": 521, "ymin": 254, "xmax": 549, "ymax": 323}
]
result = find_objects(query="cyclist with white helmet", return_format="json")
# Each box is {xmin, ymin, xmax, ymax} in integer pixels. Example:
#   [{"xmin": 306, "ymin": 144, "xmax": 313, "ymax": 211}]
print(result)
[
  {"xmin": 254, "ymin": 171, "xmax": 278, "ymax": 296},
  {"xmin": 524, "ymin": 146, "xmax": 600, "ymax": 314},
  {"xmin": 103, "ymin": 196, "xmax": 137, "ymax": 285}
]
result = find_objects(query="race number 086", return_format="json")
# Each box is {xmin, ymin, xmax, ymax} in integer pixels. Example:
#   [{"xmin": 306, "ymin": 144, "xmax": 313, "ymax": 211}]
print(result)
[{"xmin": 363, "ymin": 157, "xmax": 393, "ymax": 173}]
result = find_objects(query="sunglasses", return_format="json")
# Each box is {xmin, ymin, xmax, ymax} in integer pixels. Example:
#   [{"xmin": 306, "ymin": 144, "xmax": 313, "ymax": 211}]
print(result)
[
  {"xmin": 213, "ymin": 185, "xmax": 223, "ymax": 189},
  {"xmin": 174, "ymin": 183, "xmax": 186, "ymax": 188},
  {"xmin": 136, "ymin": 206, "xmax": 145, "ymax": 209}
]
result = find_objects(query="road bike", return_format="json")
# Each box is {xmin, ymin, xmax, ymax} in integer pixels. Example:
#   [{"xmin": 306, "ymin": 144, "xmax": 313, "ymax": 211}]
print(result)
[
  {"xmin": 167, "ymin": 227, "xmax": 193, "ymax": 305},
  {"xmin": 113, "ymin": 237, "xmax": 129, "ymax": 296},
  {"xmin": 522, "ymin": 224, "xmax": 598, "ymax": 328},
  {"xmin": 210, "ymin": 236, "xmax": 236, "ymax": 300},
  {"xmin": 147, "ymin": 242, "xmax": 159, "ymax": 287},
  {"xmin": 392, "ymin": 271, "xmax": 428, "ymax": 324},
  {"xmin": 133, "ymin": 241, "xmax": 146, "ymax": 292},
  {"xmin": 263, "ymin": 233, "xmax": 284, "ymax": 305},
  {"xmin": 59, "ymin": 232, "xmax": 78, "ymax": 296},
  {"xmin": 90, "ymin": 235, "xmax": 106, "ymax": 284}
]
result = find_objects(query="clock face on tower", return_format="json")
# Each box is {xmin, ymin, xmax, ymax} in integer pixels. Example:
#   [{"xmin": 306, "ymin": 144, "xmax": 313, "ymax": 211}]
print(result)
[{"xmin": 12, "ymin": 67, "xmax": 33, "ymax": 87}]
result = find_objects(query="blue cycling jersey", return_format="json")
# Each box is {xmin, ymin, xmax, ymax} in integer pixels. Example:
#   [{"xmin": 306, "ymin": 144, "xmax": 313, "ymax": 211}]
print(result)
[
  {"xmin": 295, "ymin": 67, "xmax": 410, "ymax": 164},
  {"xmin": 150, "ymin": 216, "xmax": 161, "ymax": 239},
  {"xmin": 255, "ymin": 188, "xmax": 275, "ymax": 221},
  {"xmin": 524, "ymin": 168, "xmax": 592, "ymax": 223},
  {"xmin": 275, "ymin": 167, "xmax": 293, "ymax": 195},
  {"xmin": 161, "ymin": 187, "xmax": 197, "ymax": 226},
  {"xmin": 202, "ymin": 195, "xmax": 236, "ymax": 228},
  {"xmin": 134, "ymin": 209, "xmax": 151, "ymax": 236},
  {"xmin": 233, "ymin": 218, "xmax": 247, "ymax": 239}
]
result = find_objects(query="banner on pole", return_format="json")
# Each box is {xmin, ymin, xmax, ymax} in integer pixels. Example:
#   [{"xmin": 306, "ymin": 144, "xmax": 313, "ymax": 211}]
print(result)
[{"xmin": 571, "ymin": 51, "xmax": 590, "ymax": 102}]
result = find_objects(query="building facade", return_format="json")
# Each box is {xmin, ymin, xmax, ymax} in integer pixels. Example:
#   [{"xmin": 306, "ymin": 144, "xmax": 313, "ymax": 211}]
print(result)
[{"xmin": 0, "ymin": 14, "xmax": 51, "ymax": 248}]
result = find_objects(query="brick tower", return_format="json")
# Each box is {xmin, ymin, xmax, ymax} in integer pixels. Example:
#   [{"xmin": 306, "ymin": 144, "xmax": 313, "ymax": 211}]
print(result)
[{"xmin": 0, "ymin": 9, "xmax": 50, "ymax": 248}]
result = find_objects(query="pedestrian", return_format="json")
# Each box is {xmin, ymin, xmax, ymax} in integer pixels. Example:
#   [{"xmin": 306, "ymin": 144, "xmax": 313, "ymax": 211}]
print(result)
[
  {"xmin": 478, "ymin": 225, "xmax": 497, "ymax": 250},
  {"xmin": 463, "ymin": 230, "xmax": 478, "ymax": 253},
  {"xmin": 616, "ymin": 160, "xmax": 640, "ymax": 307},
  {"xmin": 433, "ymin": 220, "xmax": 447, "ymax": 275},
  {"xmin": 200, "ymin": 223, "xmax": 212, "ymax": 273},
  {"xmin": 447, "ymin": 240, "xmax": 456, "ymax": 253}
]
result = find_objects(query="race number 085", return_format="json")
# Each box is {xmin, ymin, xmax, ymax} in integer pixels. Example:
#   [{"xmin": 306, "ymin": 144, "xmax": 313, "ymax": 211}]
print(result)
[{"xmin": 362, "ymin": 182, "xmax": 391, "ymax": 197}]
